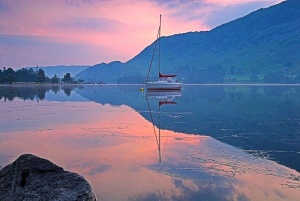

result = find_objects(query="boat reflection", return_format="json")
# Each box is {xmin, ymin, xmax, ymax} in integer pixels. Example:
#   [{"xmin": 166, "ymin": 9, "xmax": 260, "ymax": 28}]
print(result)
[
  {"xmin": 145, "ymin": 90, "xmax": 182, "ymax": 163},
  {"xmin": 146, "ymin": 90, "xmax": 181, "ymax": 104}
]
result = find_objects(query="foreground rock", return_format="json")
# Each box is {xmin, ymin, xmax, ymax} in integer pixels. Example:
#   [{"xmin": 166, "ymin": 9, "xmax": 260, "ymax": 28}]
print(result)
[{"xmin": 0, "ymin": 154, "xmax": 96, "ymax": 201}]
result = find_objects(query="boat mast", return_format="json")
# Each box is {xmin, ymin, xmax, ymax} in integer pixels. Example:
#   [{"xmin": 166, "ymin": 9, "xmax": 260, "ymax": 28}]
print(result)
[
  {"xmin": 145, "ymin": 14, "xmax": 161, "ymax": 82},
  {"xmin": 158, "ymin": 14, "xmax": 161, "ymax": 77}
]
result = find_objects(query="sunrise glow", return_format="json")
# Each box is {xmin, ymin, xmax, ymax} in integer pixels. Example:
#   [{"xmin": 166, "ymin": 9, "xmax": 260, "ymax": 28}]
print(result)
[{"xmin": 0, "ymin": 0, "xmax": 283, "ymax": 69}]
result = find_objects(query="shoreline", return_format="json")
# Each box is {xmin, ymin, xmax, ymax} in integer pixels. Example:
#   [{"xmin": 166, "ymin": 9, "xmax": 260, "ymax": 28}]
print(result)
[{"xmin": 1, "ymin": 83, "xmax": 300, "ymax": 87}]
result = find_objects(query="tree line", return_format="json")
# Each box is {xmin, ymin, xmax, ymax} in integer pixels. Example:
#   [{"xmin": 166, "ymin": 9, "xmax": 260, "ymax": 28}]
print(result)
[{"xmin": 0, "ymin": 67, "xmax": 83, "ymax": 84}]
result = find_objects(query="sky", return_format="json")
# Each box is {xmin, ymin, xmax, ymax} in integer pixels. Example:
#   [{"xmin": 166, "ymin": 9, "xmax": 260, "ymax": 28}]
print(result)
[{"xmin": 0, "ymin": 0, "xmax": 283, "ymax": 69}]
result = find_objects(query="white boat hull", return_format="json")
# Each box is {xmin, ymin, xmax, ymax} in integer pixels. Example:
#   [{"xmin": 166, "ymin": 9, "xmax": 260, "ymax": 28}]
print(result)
[{"xmin": 145, "ymin": 81, "xmax": 182, "ymax": 91}]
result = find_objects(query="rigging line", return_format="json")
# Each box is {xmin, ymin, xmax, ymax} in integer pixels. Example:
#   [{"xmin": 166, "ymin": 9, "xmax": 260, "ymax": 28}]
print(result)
[
  {"xmin": 145, "ymin": 29, "xmax": 160, "ymax": 82},
  {"xmin": 158, "ymin": 102, "xmax": 162, "ymax": 163},
  {"xmin": 158, "ymin": 102, "xmax": 161, "ymax": 152},
  {"xmin": 158, "ymin": 106, "xmax": 167, "ymax": 162},
  {"xmin": 161, "ymin": 127, "xmax": 169, "ymax": 162},
  {"xmin": 146, "ymin": 97, "xmax": 160, "ymax": 150}
]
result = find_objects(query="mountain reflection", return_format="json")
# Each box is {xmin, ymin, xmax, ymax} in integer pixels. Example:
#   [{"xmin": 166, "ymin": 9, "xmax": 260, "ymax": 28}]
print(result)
[
  {"xmin": 1, "ymin": 84, "xmax": 299, "ymax": 173},
  {"xmin": 75, "ymin": 85, "xmax": 300, "ymax": 173}
]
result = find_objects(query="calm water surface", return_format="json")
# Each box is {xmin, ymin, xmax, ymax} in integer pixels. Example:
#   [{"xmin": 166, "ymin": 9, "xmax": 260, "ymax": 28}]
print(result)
[{"xmin": 0, "ymin": 84, "xmax": 299, "ymax": 201}]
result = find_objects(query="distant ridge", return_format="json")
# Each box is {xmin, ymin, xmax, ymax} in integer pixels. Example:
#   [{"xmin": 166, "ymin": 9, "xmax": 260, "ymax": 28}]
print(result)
[
  {"xmin": 24, "ymin": 65, "xmax": 89, "ymax": 78},
  {"xmin": 76, "ymin": 0, "xmax": 300, "ymax": 83}
]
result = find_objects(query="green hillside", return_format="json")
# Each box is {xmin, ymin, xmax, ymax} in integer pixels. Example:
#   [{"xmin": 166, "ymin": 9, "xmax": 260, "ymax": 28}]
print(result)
[{"xmin": 76, "ymin": 0, "xmax": 300, "ymax": 83}]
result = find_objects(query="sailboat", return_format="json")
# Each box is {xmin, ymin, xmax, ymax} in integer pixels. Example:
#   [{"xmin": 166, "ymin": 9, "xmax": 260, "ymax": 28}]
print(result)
[{"xmin": 145, "ymin": 14, "xmax": 182, "ymax": 91}]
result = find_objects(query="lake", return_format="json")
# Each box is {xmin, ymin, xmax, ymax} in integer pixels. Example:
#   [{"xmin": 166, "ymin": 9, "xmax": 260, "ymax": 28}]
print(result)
[{"xmin": 0, "ymin": 84, "xmax": 299, "ymax": 201}]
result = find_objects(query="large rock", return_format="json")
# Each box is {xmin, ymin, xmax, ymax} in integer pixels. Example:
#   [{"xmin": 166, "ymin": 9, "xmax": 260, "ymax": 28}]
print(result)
[{"xmin": 0, "ymin": 154, "xmax": 96, "ymax": 201}]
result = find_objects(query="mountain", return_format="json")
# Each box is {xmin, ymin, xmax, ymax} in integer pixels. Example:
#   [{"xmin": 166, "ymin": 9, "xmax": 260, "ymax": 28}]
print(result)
[
  {"xmin": 24, "ymin": 65, "xmax": 89, "ymax": 78},
  {"xmin": 76, "ymin": 0, "xmax": 300, "ymax": 83}
]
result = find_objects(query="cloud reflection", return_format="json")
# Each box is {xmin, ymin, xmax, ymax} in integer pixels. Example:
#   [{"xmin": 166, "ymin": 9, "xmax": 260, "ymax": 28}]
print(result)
[{"xmin": 0, "ymin": 92, "xmax": 299, "ymax": 200}]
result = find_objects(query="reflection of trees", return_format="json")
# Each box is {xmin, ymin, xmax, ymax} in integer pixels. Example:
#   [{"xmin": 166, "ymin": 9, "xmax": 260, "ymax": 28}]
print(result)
[
  {"xmin": 61, "ymin": 85, "xmax": 83, "ymax": 96},
  {"xmin": 62, "ymin": 86, "xmax": 72, "ymax": 96},
  {"xmin": 37, "ymin": 87, "xmax": 47, "ymax": 100},
  {"xmin": 249, "ymin": 86, "xmax": 259, "ymax": 96},
  {"xmin": 184, "ymin": 86, "xmax": 226, "ymax": 105},
  {"xmin": 263, "ymin": 86, "xmax": 285, "ymax": 97},
  {"xmin": 0, "ymin": 85, "xmax": 82, "ymax": 102},
  {"xmin": 4, "ymin": 87, "xmax": 17, "ymax": 101},
  {"xmin": 51, "ymin": 85, "xmax": 60, "ymax": 94}
]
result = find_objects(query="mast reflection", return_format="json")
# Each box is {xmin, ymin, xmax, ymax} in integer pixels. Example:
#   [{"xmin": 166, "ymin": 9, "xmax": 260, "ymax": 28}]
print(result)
[{"xmin": 145, "ymin": 90, "xmax": 182, "ymax": 163}]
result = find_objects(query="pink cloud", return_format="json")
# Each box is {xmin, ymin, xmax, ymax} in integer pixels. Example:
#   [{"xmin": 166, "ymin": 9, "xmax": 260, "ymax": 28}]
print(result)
[
  {"xmin": 204, "ymin": 0, "xmax": 282, "ymax": 6},
  {"xmin": 0, "ymin": 0, "xmax": 284, "ymax": 68}
]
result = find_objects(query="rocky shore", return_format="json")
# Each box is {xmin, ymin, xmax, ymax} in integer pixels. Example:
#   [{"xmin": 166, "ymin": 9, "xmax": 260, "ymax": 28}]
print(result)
[{"xmin": 0, "ymin": 154, "xmax": 96, "ymax": 201}]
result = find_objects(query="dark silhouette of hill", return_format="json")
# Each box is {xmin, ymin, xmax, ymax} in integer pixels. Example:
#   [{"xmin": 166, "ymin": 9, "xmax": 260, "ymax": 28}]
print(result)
[{"xmin": 76, "ymin": 0, "xmax": 300, "ymax": 83}]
